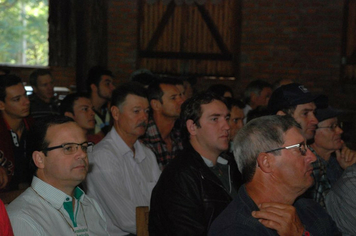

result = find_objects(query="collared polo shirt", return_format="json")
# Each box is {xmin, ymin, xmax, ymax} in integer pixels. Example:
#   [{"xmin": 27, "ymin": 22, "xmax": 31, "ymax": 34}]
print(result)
[{"xmin": 7, "ymin": 176, "xmax": 109, "ymax": 236}]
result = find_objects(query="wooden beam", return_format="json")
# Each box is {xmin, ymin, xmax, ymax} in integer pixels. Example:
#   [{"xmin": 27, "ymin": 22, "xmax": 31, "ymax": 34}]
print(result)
[
  {"xmin": 139, "ymin": 50, "xmax": 232, "ymax": 61},
  {"xmin": 195, "ymin": 3, "xmax": 230, "ymax": 55},
  {"xmin": 146, "ymin": 1, "xmax": 176, "ymax": 51}
]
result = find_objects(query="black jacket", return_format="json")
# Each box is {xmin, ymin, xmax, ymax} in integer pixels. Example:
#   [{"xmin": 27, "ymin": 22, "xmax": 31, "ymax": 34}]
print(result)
[{"xmin": 149, "ymin": 144, "xmax": 242, "ymax": 236}]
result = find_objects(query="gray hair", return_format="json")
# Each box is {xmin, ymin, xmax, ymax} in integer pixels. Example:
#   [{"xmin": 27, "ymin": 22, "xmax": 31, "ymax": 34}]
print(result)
[
  {"xmin": 232, "ymin": 115, "xmax": 300, "ymax": 183},
  {"xmin": 243, "ymin": 80, "xmax": 272, "ymax": 104}
]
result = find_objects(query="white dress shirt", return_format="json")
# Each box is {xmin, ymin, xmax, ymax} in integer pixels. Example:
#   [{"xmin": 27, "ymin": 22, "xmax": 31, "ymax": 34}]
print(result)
[
  {"xmin": 243, "ymin": 104, "xmax": 252, "ymax": 124},
  {"xmin": 85, "ymin": 128, "xmax": 161, "ymax": 236},
  {"xmin": 7, "ymin": 176, "xmax": 109, "ymax": 236}
]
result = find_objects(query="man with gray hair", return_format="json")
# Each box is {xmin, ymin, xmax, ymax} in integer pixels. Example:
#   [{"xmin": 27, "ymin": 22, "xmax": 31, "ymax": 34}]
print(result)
[
  {"xmin": 242, "ymin": 80, "xmax": 272, "ymax": 124},
  {"xmin": 209, "ymin": 115, "xmax": 340, "ymax": 236}
]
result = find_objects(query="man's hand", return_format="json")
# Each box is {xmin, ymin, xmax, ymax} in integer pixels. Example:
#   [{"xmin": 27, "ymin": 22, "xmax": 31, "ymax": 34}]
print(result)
[
  {"xmin": 336, "ymin": 142, "xmax": 356, "ymax": 169},
  {"xmin": 251, "ymin": 202, "xmax": 304, "ymax": 236},
  {"xmin": 0, "ymin": 167, "xmax": 8, "ymax": 189}
]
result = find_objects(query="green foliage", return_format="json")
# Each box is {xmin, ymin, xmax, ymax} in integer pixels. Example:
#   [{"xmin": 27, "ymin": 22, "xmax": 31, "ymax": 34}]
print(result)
[{"xmin": 0, "ymin": 0, "xmax": 48, "ymax": 66}]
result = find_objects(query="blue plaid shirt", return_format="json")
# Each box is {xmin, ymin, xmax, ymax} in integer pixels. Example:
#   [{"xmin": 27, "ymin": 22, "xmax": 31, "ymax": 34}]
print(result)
[{"xmin": 307, "ymin": 146, "xmax": 343, "ymax": 208}]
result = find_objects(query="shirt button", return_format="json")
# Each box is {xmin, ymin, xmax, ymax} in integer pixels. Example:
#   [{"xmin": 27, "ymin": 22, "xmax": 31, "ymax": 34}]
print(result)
[{"xmin": 66, "ymin": 197, "xmax": 70, "ymax": 201}]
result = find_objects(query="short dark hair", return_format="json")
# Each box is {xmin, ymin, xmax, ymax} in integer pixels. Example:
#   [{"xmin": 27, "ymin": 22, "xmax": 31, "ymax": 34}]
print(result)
[
  {"xmin": 0, "ymin": 74, "xmax": 23, "ymax": 102},
  {"xmin": 28, "ymin": 116, "xmax": 75, "ymax": 174},
  {"xmin": 244, "ymin": 80, "xmax": 272, "ymax": 104},
  {"xmin": 180, "ymin": 92, "xmax": 228, "ymax": 143},
  {"xmin": 225, "ymin": 97, "xmax": 245, "ymax": 110},
  {"xmin": 246, "ymin": 106, "xmax": 270, "ymax": 123},
  {"xmin": 86, "ymin": 66, "xmax": 114, "ymax": 92},
  {"xmin": 59, "ymin": 92, "xmax": 91, "ymax": 115},
  {"xmin": 111, "ymin": 82, "xmax": 147, "ymax": 109},
  {"xmin": 147, "ymin": 78, "xmax": 178, "ymax": 103},
  {"xmin": 206, "ymin": 84, "xmax": 234, "ymax": 98},
  {"xmin": 29, "ymin": 69, "xmax": 52, "ymax": 88},
  {"xmin": 130, "ymin": 69, "xmax": 157, "ymax": 86}
]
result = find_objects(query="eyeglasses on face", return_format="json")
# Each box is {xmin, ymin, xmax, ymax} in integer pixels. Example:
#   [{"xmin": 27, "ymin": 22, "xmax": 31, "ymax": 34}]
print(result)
[
  {"xmin": 317, "ymin": 122, "xmax": 343, "ymax": 131},
  {"xmin": 265, "ymin": 142, "xmax": 307, "ymax": 156},
  {"xmin": 42, "ymin": 142, "xmax": 94, "ymax": 155}
]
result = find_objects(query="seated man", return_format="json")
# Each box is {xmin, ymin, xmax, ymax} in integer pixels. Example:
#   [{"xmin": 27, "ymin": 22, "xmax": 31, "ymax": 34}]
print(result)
[
  {"xmin": 326, "ymin": 163, "xmax": 356, "ymax": 235},
  {"xmin": 225, "ymin": 97, "xmax": 245, "ymax": 142},
  {"xmin": 0, "ymin": 74, "xmax": 33, "ymax": 191},
  {"xmin": 86, "ymin": 66, "xmax": 116, "ymax": 135},
  {"xmin": 85, "ymin": 82, "xmax": 161, "ymax": 235},
  {"xmin": 310, "ymin": 106, "xmax": 356, "ymax": 188},
  {"xmin": 7, "ymin": 116, "xmax": 109, "ymax": 235},
  {"xmin": 59, "ymin": 92, "xmax": 104, "ymax": 144},
  {"xmin": 29, "ymin": 69, "xmax": 59, "ymax": 120},
  {"xmin": 208, "ymin": 115, "xmax": 340, "ymax": 236},
  {"xmin": 149, "ymin": 92, "xmax": 242, "ymax": 236},
  {"xmin": 140, "ymin": 78, "xmax": 184, "ymax": 169},
  {"xmin": 243, "ymin": 80, "xmax": 272, "ymax": 124}
]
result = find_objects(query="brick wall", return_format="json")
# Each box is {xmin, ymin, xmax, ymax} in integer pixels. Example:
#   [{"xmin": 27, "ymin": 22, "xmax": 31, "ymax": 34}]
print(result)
[
  {"xmin": 238, "ymin": 0, "xmax": 347, "ymax": 108},
  {"xmin": 1, "ymin": 0, "xmax": 354, "ymax": 110},
  {"xmin": 107, "ymin": 0, "xmax": 139, "ymax": 83}
]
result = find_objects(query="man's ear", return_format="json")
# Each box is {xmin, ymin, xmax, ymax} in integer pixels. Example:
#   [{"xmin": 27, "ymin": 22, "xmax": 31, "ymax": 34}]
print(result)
[
  {"xmin": 150, "ymin": 99, "xmax": 161, "ymax": 111},
  {"xmin": 64, "ymin": 112, "xmax": 74, "ymax": 119},
  {"xmin": 90, "ymin": 84, "xmax": 97, "ymax": 93},
  {"xmin": 186, "ymin": 119, "xmax": 197, "ymax": 136},
  {"xmin": 276, "ymin": 110, "xmax": 286, "ymax": 116},
  {"xmin": 32, "ymin": 151, "xmax": 45, "ymax": 169},
  {"xmin": 250, "ymin": 92, "xmax": 258, "ymax": 103},
  {"xmin": 0, "ymin": 101, "xmax": 5, "ymax": 111},
  {"xmin": 111, "ymin": 106, "xmax": 120, "ymax": 121},
  {"xmin": 256, "ymin": 152, "xmax": 273, "ymax": 173}
]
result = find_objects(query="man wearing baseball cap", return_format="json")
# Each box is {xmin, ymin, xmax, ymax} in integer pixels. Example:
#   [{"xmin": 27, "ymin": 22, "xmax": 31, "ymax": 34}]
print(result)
[
  {"xmin": 268, "ymin": 83, "xmax": 328, "ymax": 141},
  {"xmin": 308, "ymin": 106, "xmax": 356, "ymax": 208}
]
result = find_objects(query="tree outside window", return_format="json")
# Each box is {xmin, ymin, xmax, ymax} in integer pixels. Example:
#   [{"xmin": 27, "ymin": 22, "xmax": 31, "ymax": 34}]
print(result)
[{"xmin": 0, "ymin": 0, "xmax": 48, "ymax": 66}]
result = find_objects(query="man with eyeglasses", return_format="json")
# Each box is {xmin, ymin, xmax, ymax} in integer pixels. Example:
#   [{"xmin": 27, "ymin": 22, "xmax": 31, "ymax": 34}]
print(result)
[
  {"xmin": 307, "ymin": 106, "xmax": 356, "ymax": 207},
  {"xmin": 7, "ymin": 116, "xmax": 109, "ymax": 235},
  {"xmin": 85, "ymin": 82, "xmax": 161, "ymax": 236},
  {"xmin": 209, "ymin": 115, "xmax": 340, "ymax": 236},
  {"xmin": 267, "ymin": 83, "xmax": 334, "ymax": 206}
]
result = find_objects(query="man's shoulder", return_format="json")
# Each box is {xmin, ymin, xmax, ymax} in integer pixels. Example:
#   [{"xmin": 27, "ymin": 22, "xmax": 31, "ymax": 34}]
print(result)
[{"xmin": 7, "ymin": 188, "xmax": 37, "ymax": 216}]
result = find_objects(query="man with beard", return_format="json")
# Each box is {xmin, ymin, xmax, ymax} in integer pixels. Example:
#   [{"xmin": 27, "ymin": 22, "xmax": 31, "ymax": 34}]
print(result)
[
  {"xmin": 140, "ymin": 78, "xmax": 184, "ymax": 169},
  {"xmin": 86, "ymin": 66, "xmax": 115, "ymax": 135},
  {"xmin": 85, "ymin": 82, "xmax": 161, "ymax": 236}
]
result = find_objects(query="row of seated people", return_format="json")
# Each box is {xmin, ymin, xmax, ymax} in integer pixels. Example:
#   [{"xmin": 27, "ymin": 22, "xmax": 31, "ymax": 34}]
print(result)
[{"xmin": 0, "ymin": 71, "xmax": 355, "ymax": 235}]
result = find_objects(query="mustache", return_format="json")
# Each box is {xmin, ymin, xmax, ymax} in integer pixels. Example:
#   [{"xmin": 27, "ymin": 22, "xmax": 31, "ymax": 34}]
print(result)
[{"xmin": 136, "ymin": 122, "xmax": 147, "ymax": 128}]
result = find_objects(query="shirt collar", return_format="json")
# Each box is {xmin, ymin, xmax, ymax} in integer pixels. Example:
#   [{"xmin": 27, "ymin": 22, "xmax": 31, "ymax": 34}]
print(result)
[
  {"xmin": 111, "ymin": 127, "xmax": 147, "ymax": 163},
  {"xmin": 31, "ymin": 176, "xmax": 85, "ymax": 210},
  {"xmin": 201, "ymin": 155, "xmax": 228, "ymax": 167}
]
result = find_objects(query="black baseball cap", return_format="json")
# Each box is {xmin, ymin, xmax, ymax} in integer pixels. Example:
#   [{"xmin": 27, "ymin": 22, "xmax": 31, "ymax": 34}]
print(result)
[
  {"xmin": 315, "ymin": 106, "xmax": 344, "ymax": 122},
  {"xmin": 268, "ymin": 83, "xmax": 328, "ymax": 114}
]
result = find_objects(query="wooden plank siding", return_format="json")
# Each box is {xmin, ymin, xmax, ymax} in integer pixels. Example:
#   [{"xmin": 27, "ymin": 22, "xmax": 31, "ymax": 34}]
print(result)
[
  {"xmin": 342, "ymin": 0, "xmax": 356, "ymax": 82},
  {"xmin": 138, "ymin": 0, "xmax": 240, "ymax": 77}
]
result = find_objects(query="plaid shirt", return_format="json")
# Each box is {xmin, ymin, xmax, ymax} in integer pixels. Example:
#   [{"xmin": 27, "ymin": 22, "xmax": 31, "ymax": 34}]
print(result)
[
  {"xmin": 307, "ymin": 146, "xmax": 343, "ymax": 208},
  {"xmin": 140, "ymin": 117, "xmax": 183, "ymax": 169}
]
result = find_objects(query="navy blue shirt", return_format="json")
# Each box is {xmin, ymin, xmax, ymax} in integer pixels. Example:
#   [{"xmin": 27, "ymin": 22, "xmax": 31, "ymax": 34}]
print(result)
[{"xmin": 208, "ymin": 185, "xmax": 341, "ymax": 236}]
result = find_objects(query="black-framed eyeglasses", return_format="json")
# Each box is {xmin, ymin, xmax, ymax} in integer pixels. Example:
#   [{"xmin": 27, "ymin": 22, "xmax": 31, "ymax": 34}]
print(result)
[
  {"xmin": 265, "ymin": 142, "xmax": 307, "ymax": 156},
  {"xmin": 42, "ymin": 142, "xmax": 94, "ymax": 155},
  {"xmin": 317, "ymin": 122, "xmax": 343, "ymax": 131}
]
